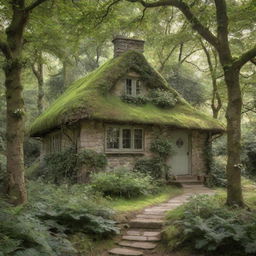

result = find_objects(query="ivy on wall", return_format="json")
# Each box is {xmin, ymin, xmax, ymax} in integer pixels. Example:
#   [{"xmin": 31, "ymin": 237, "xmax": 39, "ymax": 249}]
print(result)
[
  {"xmin": 37, "ymin": 148, "xmax": 107, "ymax": 184},
  {"xmin": 135, "ymin": 136, "xmax": 175, "ymax": 181}
]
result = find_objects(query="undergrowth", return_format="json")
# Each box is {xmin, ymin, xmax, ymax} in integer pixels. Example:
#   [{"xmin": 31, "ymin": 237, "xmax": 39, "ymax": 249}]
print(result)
[
  {"xmin": 163, "ymin": 194, "xmax": 256, "ymax": 256},
  {"xmin": 0, "ymin": 181, "xmax": 119, "ymax": 256}
]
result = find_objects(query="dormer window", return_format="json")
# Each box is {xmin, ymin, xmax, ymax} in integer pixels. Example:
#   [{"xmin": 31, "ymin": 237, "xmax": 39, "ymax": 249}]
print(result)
[{"xmin": 125, "ymin": 78, "xmax": 142, "ymax": 96}]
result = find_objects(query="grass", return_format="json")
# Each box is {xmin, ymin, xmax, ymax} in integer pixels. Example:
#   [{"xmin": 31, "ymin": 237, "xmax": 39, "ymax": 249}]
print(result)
[
  {"xmin": 108, "ymin": 185, "xmax": 182, "ymax": 212},
  {"xmin": 216, "ymin": 177, "xmax": 256, "ymax": 209}
]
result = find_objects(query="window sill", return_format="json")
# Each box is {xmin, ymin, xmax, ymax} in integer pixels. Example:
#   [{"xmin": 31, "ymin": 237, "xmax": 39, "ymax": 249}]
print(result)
[{"xmin": 105, "ymin": 151, "xmax": 145, "ymax": 155}]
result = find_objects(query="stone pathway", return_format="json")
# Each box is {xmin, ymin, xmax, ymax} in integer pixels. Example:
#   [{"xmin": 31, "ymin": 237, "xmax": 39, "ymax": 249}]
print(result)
[{"xmin": 108, "ymin": 185, "xmax": 214, "ymax": 256}]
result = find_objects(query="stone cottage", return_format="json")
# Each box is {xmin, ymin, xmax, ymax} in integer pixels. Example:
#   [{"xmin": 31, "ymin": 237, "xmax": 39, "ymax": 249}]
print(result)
[{"xmin": 30, "ymin": 37, "xmax": 225, "ymax": 178}]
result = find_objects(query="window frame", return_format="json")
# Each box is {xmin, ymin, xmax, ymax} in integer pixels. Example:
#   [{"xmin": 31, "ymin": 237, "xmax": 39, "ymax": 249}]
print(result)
[
  {"xmin": 105, "ymin": 126, "xmax": 144, "ymax": 153},
  {"xmin": 124, "ymin": 77, "xmax": 142, "ymax": 96}
]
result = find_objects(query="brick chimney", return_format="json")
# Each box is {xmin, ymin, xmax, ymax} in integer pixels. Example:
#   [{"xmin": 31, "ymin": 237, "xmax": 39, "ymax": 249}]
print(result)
[{"xmin": 112, "ymin": 36, "xmax": 145, "ymax": 57}]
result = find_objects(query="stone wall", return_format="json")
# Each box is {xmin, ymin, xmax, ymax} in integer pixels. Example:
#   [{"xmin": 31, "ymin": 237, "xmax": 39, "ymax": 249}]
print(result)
[
  {"xmin": 191, "ymin": 130, "xmax": 209, "ymax": 175},
  {"xmin": 79, "ymin": 120, "xmax": 155, "ymax": 171}
]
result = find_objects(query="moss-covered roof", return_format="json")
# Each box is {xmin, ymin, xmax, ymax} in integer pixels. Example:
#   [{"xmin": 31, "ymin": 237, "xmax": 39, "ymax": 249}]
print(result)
[{"xmin": 30, "ymin": 51, "xmax": 225, "ymax": 136}]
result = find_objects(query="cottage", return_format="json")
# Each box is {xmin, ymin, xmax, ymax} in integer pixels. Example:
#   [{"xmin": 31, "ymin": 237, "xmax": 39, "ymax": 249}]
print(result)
[{"xmin": 30, "ymin": 37, "xmax": 224, "ymax": 180}]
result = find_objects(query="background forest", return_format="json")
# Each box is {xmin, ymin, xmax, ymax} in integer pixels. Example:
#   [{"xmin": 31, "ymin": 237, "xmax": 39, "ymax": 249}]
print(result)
[{"xmin": 0, "ymin": 0, "xmax": 256, "ymax": 256}]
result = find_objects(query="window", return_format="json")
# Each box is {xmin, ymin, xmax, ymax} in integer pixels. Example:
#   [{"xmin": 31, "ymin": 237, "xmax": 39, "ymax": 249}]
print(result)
[
  {"xmin": 106, "ymin": 127, "xmax": 144, "ymax": 152},
  {"xmin": 126, "ymin": 79, "xmax": 132, "ymax": 95},
  {"xmin": 106, "ymin": 127, "xmax": 120, "ymax": 149},
  {"xmin": 125, "ymin": 78, "xmax": 142, "ymax": 96},
  {"xmin": 122, "ymin": 129, "xmax": 132, "ymax": 148},
  {"xmin": 136, "ymin": 80, "xmax": 141, "ymax": 95},
  {"xmin": 134, "ymin": 129, "xmax": 143, "ymax": 149}
]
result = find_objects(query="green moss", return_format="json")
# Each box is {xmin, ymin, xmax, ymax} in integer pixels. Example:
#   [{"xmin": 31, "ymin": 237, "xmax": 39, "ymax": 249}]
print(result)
[{"xmin": 30, "ymin": 51, "xmax": 225, "ymax": 136}]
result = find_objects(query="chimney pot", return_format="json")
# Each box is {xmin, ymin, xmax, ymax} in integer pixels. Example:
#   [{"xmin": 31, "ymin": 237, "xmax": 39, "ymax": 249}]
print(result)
[{"xmin": 112, "ymin": 36, "xmax": 145, "ymax": 57}]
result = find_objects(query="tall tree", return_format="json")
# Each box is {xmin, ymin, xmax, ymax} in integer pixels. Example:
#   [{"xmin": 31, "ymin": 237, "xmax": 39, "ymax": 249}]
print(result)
[
  {"xmin": 127, "ymin": 0, "xmax": 256, "ymax": 206},
  {"xmin": 0, "ymin": 0, "xmax": 48, "ymax": 205}
]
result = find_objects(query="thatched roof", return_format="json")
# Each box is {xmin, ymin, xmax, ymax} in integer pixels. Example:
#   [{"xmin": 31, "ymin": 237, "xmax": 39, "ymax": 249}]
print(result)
[{"xmin": 30, "ymin": 51, "xmax": 225, "ymax": 137}]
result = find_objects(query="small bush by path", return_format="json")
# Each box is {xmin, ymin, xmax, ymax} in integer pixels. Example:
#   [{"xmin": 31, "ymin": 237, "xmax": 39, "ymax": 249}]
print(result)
[
  {"xmin": 90, "ymin": 168, "xmax": 158, "ymax": 199},
  {"xmin": 163, "ymin": 192, "xmax": 256, "ymax": 256}
]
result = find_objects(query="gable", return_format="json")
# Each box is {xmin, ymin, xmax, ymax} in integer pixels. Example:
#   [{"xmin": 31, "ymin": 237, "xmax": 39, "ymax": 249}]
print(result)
[{"xmin": 30, "ymin": 51, "xmax": 225, "ymax": 137}]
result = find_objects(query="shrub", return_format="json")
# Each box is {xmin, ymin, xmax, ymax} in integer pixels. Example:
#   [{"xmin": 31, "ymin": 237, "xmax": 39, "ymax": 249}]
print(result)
[
  {"xmin": 150, "ymin": 89, "xmax": 177, "ymax": 108},
  {"xmin": 242, "ymin": 132, "xmax": 256, "ymax": 179},
  {"xmin": 77, "ymin": 149, "xmax": 107, "ymax": 172},
  {"xmin": 206, "ymin": 160, "xmax": 227, "ymax": 188},
  {"xmin": 33, "ymin": 148, "xmax": 107, "ymax": 184},
  {"xmin": 42, "ymin": 147, "xmax": 78, "ymax": 184},
  {"xmin": 121, "ymin": 94, "xmax": 148, "ymax": 105},
  {"xmin": 135, "ymin": 137, "xmax": 174, "ymax": 181},
  {"xmin": 150, "ymin": 137, "xmax": 175, "ymax": 159},
  {"xmin": 90, "ymin": 168, "xmax": 156, "ymax": 198},
  {"xmin": 163, "ymin": 194, "xmax": 256, "ymax": 255},
  {"xmin": 134, "ymin": 157, "xmax": 171, "ymax": 180}
]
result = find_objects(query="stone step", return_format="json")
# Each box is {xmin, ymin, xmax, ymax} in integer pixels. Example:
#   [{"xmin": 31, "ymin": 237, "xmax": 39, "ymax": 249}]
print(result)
[
  {"xmin": 119, "ymin": 241, "xmax": 157, "ymax": 250},
  {"xmin": 175, "ymin": 175, "xmax": 198, "ymax": 180},
  {"xmin": 109, "ymin": 247, "xmax": 143, "ymax": 256},
  {"xmin": 171, "ymin": 180, "xmax": 203, "ymax": 185},
  {"xmin": 141, "ymin": 211, "xmax": 165, "ymax": 216},
  {"xmin": 130, "ymin": 219, "xmax": 163, "ymax": 229},
  {"xmin": 126, "ymin": 230, "xmax": 161, "ymax": 237},
  {"xmin": 136, "ymin": 214, "xmax": 164, "ymax": 219},
  {"xmin": 123, "ymin": 235, "xmax": 160, "ymax": 242}
]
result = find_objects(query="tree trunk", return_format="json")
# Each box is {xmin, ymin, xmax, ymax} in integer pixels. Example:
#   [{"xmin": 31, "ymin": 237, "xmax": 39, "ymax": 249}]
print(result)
[
  {"xmin": 224, "ymin": 68, "xmax": 243, "ymax": 206},
  {"xmin": 4, "ymin": 61, "xmax": 27, "ymax": 205},
  {"xmin": 3, "ymin": 5, "xmax": 28, "ymax": 205}
]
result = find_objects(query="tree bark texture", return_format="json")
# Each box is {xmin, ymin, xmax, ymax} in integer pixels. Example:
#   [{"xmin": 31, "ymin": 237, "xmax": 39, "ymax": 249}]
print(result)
[
  {"xmin": 32, "ymin": 53, "xmax": 44, "ymax": 115},
  {"xmin": 1, "ymin": 1, "xmax": 29, "ymax": 204},
  {"xmin": 224, "ymin": 69, "xmax": 243, "ymax": 206}
]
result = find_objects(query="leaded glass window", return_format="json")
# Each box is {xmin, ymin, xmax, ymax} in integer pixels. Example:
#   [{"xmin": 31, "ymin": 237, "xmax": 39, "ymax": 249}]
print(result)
[
  {"xmin": 134, "ymin": 129, "xmax": 143, "ymax": 149},
  {"xmin": 106, "ymin": 127, "xmax": 120, "ymax": 149},
  {"xmin": 122, "ymin": 129, "xmax": 132, "ymax": 148}
]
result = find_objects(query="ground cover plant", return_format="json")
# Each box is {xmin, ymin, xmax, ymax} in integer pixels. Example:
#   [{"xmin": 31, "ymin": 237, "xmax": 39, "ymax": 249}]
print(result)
[
  {"xmin": 0, "ymin": 181, "xmax": 119, "ymax": 256},
  {"xmin": 163, "ymin": 190, "xmax": 256, "ymax": 256}
]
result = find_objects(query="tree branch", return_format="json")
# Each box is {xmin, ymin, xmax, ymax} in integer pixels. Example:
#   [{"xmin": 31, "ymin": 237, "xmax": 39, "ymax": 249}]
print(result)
[
  {"xmin": 127, "ymin": 0, "xmax": 218, "ymax": 48},
  {"xmin": 234, "ymin": 45, "xmax": 256, "ymax": 70},
  {"xmin": 184, "ymin": 60, "xmax": 209, "ymax": 72},
  {"xmin": 25, "ymin": 0, "xmax": 48, "ymax": 12},
  {"xmin": 96, "ymin": 0, "xmax": 122, "ymax": 26}
]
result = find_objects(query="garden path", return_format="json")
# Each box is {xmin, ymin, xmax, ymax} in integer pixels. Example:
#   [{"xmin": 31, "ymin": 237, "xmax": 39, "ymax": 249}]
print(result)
[{"xmin": 108, "ymin": 184, "xmax": 214, "ymax": 256}]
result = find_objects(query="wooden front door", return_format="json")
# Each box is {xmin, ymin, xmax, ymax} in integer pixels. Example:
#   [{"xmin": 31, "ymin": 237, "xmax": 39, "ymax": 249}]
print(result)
[{"xmin": 167, "ymin": 131, "xmax": 190, "ymax": 175}]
